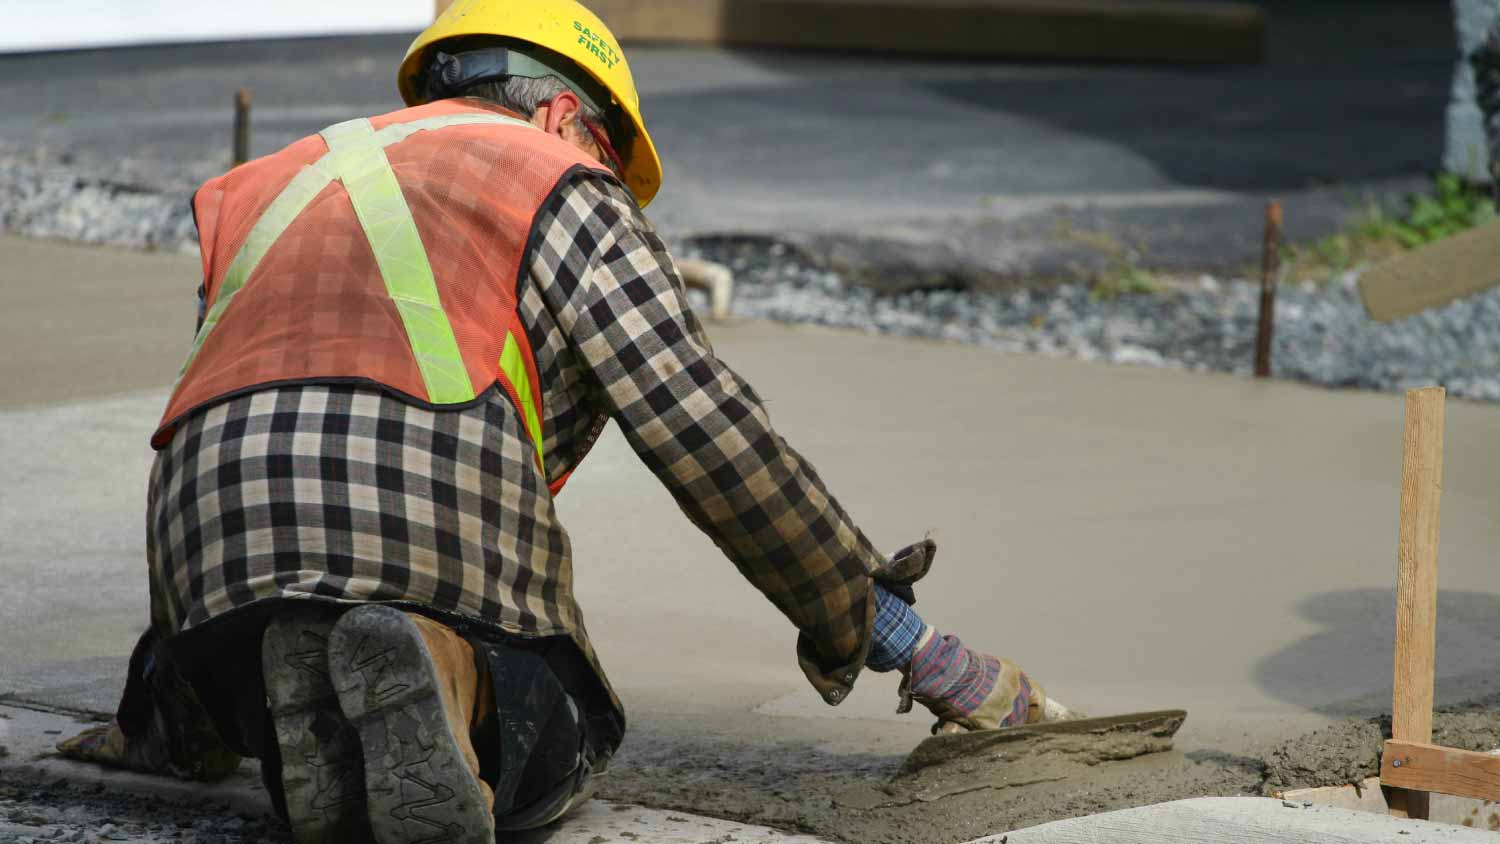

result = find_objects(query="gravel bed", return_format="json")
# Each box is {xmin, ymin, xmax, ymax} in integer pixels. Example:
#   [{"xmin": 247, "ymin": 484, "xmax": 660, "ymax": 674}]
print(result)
[
  {"xmin": 682, "ymin": 238, "xmax": 1500, "ymax": 402},
  {"xmin": 4, "ymin": 152, "xmax": 1498, "ymax": 402},
  {"xmin": 0, "ymin": 149, "xmax": 199, "ymax": 253}
]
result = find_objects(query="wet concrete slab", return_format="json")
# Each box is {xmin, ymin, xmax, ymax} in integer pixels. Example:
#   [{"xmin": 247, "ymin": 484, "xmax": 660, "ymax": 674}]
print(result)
[{"xmin": 5, "ymin": 236, "xmax": 1500, "ymax": 839}]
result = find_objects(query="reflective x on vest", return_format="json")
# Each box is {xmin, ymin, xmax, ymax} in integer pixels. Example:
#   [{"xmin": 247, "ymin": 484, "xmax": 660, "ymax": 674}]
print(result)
[{"xmin": 177, "ymin": 113, "xmax": 552, "ymax": 474}]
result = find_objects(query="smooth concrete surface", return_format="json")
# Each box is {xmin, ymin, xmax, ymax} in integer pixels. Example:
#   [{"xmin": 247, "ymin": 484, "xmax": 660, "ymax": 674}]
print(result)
[
  {"xmin": 0, "ymin": 235, "xmax": 199, "ymax": 409},
  {"xmin": 4, "ymin": 236, "xmax": 1500, "ymax": 766},
  {"xmin": 967, "ymin": 797, "xmax": 1498, "ymax": 843}
]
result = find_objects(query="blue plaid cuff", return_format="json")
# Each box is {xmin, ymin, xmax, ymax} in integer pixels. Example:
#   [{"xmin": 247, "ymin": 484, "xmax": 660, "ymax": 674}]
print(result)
[{"xmin": 866, "ymin": 583, "xmax": 927, "ymax": 672}]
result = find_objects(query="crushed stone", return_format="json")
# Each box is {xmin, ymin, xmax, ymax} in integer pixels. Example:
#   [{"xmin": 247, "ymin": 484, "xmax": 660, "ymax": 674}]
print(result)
[
  {"xmin": 5, "ymin": 156, "xmax": 1500, "ymax": 403},
  {"xmin": 680, "ymin": 237, "xmax": 1500, "ymax": 403}
]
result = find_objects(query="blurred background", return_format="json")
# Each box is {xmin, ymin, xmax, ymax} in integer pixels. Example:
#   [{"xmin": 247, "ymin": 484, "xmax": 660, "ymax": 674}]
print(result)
[{"xmin": 7, "ymin": 1, "xmax": 1500, "ymax": 404}]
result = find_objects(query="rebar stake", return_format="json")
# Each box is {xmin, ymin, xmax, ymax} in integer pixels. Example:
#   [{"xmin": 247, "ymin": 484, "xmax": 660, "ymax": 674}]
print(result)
[
  {"xmin": 233, "ymin": 89, "xmax": 252, "ymax": 167},
  {"xmin": 1254, "ymin": 200, "xmax": 1282, "ymax": 378}
]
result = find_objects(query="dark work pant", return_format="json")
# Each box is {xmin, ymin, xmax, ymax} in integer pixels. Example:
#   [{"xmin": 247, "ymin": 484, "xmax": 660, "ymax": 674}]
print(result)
[{"xmin": 125, "ymin": 603, "xmax": 620, "ymax": 830}]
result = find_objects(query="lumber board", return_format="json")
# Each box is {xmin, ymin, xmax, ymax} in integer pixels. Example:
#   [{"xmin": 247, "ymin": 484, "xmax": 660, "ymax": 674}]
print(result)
[
  {"xmin": 564, "ymin": 0, "xmax": 1266, "ymax": 63},
  {"xmin": 1359, "ymin": 221, "xmax": 1500, "ymax": 322},
  {"xmin": 1387, "ymin": 386, "xmax": 1445, "ymax": 820},
  {"xmin": 1382, "ymin": 741, "xmax": 1500, "ymax": 804},
  {"xmin": 1277, "ymin": 774, "xmax": 1500, "ymax": 828}
]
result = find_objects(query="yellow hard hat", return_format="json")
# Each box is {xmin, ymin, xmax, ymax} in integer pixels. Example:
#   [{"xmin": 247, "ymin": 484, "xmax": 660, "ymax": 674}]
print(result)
[{"xmin": 400, "ymin": 0, "xmax": 663, "ymax": 207}]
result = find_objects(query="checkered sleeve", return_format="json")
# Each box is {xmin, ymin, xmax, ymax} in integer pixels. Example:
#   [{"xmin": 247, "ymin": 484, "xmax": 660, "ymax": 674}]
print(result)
[{"xmin": 528, "ymin": 174, "xmax": 889, "ymax": 704}]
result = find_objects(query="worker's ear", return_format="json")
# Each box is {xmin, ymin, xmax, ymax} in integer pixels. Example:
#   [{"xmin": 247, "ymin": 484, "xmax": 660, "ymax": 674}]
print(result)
[{"xmin": 543, "ymin": 90, "xmax": 584, "ymax": 139}]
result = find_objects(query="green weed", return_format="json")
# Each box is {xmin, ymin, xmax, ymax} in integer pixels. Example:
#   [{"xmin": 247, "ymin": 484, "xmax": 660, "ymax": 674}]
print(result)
[{"xmin": 1286, "ymin": 173, "xmax": 1498, "ymax": 283}]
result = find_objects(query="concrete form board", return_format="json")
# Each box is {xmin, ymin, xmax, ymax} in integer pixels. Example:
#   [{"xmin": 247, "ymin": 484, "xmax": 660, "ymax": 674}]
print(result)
[
  {"xmin": 12, "ymin": 0, "xmax": 1264, "ymax": 64},
  {"xmin": 1277, "ymin": 775, "xmax": 1500, "ymax": 831},
  {"xmin": 585, "ymin": 0, "xmax": 1266, "ymax": 63}
]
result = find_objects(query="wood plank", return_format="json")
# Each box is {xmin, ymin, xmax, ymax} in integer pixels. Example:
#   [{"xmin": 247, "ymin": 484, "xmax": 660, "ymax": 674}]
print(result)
[
  {"xmin": 1382, "ymin": 741, "xmax": 1500, "ymax": 804},
  {"xmin": 572, "ymin": 0, "xmax": 1266, "ymax": 64},
  {"xmin": 1387, "ymin": 386, "xmax": 1445, "ymax": 820},
  {"xmin": 1278, "ymin": 772, "xmax": 1500, "ymax": 827},
  {"xmin": 1358, "ymin": 220, "xmax": 1500, "ymax": 322}
]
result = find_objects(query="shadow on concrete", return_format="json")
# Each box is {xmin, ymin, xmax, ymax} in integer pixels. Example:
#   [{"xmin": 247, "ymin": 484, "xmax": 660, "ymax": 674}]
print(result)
[{"xmin": 1254, "ymin": 588, "xmax": 1500, "ymax": 718}]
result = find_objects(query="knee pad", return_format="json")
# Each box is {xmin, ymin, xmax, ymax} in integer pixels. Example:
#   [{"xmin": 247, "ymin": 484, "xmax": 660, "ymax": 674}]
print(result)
[{"xmin": 474, "ymin": 643, "xmax": 592, "ymax": 826}]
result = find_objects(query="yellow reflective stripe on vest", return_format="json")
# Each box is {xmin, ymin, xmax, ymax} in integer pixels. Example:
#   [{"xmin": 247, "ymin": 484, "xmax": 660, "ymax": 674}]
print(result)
[
  {"xmin": 179, "ymin": 163, "xmax": 338, "ymax": 377},
  {"xmin": 322, "ymin": 118, "xmax": 473, "ymax": 403},
  {"xmin": 178, "ymin": 111, "xmax": 540, "ymax": 412},
  {"xmin": 499, "ymin": 330, "xmax": 546, "ymax": 474}
]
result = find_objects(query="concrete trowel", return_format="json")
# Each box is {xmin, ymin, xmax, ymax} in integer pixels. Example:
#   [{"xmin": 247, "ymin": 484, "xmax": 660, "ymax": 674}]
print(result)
[{"xmin": 901, "ymin": 709, "xmax": 1188, "ymax": 774}]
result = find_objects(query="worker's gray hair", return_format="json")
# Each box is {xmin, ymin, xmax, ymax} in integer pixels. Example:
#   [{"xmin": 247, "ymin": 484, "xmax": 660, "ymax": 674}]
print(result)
[{"xmin": 459, "ymin": 75, "xmax": 607, "ymax": 128}]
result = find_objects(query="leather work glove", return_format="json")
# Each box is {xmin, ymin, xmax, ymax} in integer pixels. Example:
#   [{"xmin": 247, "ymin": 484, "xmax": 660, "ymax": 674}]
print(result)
[{"xmin": 898, "ymin": 631, "xmax": 1082, "ymax": 734}]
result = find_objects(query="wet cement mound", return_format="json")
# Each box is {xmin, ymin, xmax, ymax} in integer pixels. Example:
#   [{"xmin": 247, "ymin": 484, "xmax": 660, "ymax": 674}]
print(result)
[
  {"xmin": 601, "ymin": 711, "xmax": 1266, "ymax": 844},
  {"xmin": 601, "ymin": 698, "xmax": 1500, "ymax": 844},
  {"xmin": 1266, "ymin": 698, "xmax": 1500, "ymax": 792},
  {"xmin": 837, "ymin": 711, "xmax": 1188, "ymax": 809}
]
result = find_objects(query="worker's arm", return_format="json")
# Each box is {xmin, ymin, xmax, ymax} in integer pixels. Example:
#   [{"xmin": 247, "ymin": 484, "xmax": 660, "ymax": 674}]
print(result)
[{"xmin": 530, "ymin": 175, "xmax": 930, "ymax": 704}]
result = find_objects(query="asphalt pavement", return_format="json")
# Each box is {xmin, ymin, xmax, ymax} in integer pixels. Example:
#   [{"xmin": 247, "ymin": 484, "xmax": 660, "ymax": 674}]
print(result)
[{"xmin": 0, "ymin": 1, "xmax": 1456, "ymax": 284}]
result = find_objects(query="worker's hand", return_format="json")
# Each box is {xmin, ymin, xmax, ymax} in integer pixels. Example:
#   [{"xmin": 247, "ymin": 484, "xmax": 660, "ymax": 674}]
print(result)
[
  {"xmin": 56, "ymin": 717, "xmax": 241, "ymax": 781},
  {"xmin": 900, "ymin": 633, "xmax": 1082, "ymax": 733}
]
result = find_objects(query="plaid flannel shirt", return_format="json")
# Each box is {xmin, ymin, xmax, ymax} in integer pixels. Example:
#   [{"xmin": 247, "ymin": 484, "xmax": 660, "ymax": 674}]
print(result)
[
  {"xmin": 521, "ymin": 174, "xmax": 936, "ymax": 704},
  {"xmin": 149, "ymin": 172, "xmax": 933, "ymax": 724}
]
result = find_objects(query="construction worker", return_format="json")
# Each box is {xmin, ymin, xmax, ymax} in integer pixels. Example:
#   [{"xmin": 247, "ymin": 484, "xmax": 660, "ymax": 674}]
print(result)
[{"xmin": 58, "ymin": 1, "xmax": 1073, "ymax": 840}]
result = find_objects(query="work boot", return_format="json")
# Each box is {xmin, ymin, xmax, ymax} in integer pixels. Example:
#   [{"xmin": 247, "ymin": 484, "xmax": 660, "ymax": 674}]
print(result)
[
  {"xmin": 330, "ymin": 606, "xmax": 494, "ymax": 844},
  {"xmin": 261, "ymin": 608, "xmax": 369, "ymax": 843},
  {"xmin": 900, "ymin": 628, "xmax": 1082, "ymax": 734}
]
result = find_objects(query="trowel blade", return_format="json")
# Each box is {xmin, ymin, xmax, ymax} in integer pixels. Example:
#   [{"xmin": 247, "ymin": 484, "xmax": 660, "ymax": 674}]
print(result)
[{"xmin": 900, "ymin": 709, "xmax": 1188, "ymax": 775}]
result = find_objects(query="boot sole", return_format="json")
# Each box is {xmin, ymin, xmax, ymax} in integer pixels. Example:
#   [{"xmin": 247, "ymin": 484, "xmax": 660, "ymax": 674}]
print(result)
[
  {"xmin": 261, "ymin": 610, "xmax": 369, "ymax": 843},
  {"xmin": 330, "ymin": 606, "xmax": 494, "ymax": 844}
]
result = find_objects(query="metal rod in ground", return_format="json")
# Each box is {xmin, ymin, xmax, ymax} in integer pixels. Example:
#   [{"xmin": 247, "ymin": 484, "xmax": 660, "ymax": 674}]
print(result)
[
  {"xmin": 1254, "ymin": 200, "xmax": 1282, "ymax": 378},
  {"xmin": 233, "ymin": 89, "xmax": 252, "ymax": 167}
]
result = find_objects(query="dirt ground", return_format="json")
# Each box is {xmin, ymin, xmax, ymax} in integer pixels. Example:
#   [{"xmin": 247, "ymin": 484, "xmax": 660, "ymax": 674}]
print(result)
[{"xmin": 596, "ymin": 695, "xmax": 1500, "ymax": 844}]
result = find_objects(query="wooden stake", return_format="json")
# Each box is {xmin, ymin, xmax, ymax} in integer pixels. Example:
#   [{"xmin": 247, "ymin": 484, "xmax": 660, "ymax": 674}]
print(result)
[
  {"xmin": 1254, "ymin": 200, "xmax": 1281, "ymax": 378},
  {"xmin": 233, "ymin": 88, "xmax": 251, "ymax": 167},
  {"xmin": 1386, "ymin": 386, "xmax": 1445, "ymax": 820}
]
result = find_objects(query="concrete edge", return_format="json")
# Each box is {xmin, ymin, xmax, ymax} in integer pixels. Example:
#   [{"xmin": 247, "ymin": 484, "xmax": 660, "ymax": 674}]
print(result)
[
  {"xmin": 0, "ymin": 704, "xmax": 834, "ymax": 843},
  {"xmin": 1274, "ymin": 767, "xmax": 1500, "ymax": 830},
  {"xmin": 965, "ymin": 796, "xmax": 1500, "ymax": 843},
  {"xmin": 581, "ymin": 0, "xmax": 1264, "ymax": 64},
  {"xmin": 0, "ymin": 704, "xmax": 272, "ymax": 816}
]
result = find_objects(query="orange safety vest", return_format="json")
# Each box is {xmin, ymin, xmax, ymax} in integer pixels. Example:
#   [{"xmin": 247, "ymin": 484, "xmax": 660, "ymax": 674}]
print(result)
[{"xmin": 155, "ymin": 99, "xmax": 614, "ymax": 494}]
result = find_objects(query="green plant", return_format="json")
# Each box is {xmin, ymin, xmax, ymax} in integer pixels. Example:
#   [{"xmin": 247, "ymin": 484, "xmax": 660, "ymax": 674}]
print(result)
[
  {"xmin": 1377, "ymin": 172, "xmax": 1496, "ymax": 248},
  {"xmin": 1091, "ymin": 264, "xmax": 1160, "ymax": 300},
  {"xmin": 1049, "ymin": 221, "xmax": 1162, "ymax": 299},
  {"xmin": 1286, "ymin": 174, "xmax": 1498, "ymax": 283}
]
